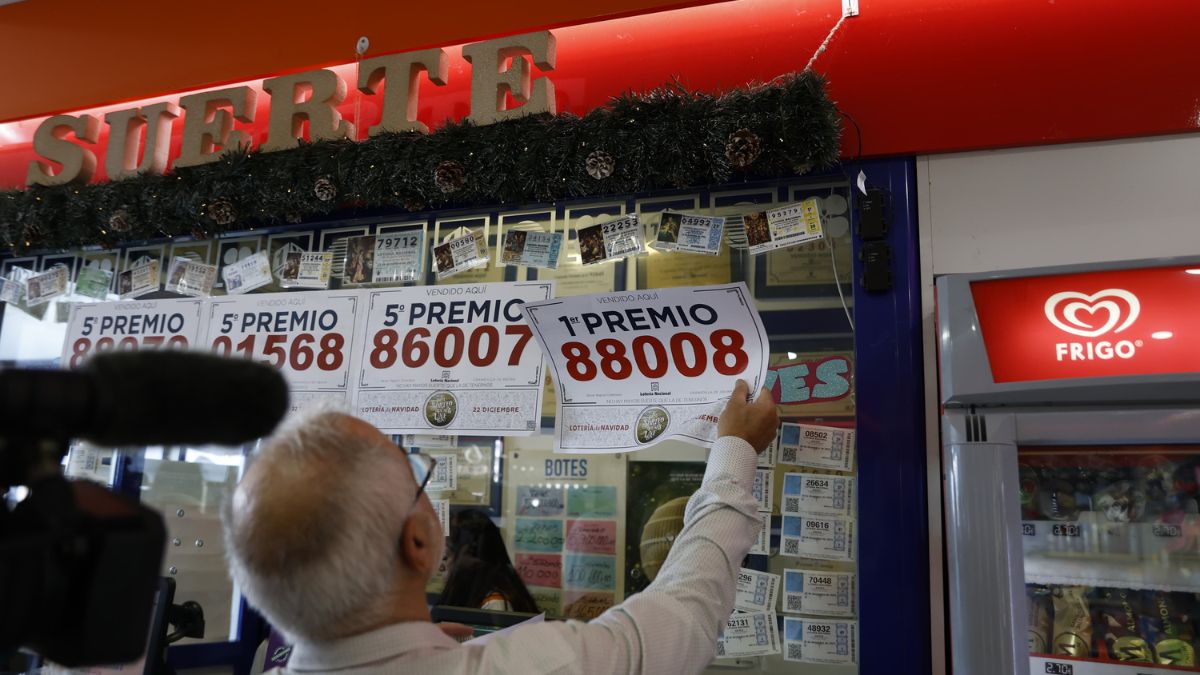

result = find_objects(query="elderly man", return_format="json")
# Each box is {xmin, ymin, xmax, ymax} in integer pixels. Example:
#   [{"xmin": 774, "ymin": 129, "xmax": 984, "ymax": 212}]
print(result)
[{"xmin": 224, "ymin": 379, "xmax": 778, "ymax": 674}]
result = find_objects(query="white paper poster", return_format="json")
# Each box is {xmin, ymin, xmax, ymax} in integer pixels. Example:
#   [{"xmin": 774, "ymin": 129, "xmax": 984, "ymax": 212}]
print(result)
[
  {"xmin": 735, "ymin": 568, "xmax": 780, "ymax": 614},
  {"xmin": 62, "ymin": 298, "xmax": 206, "ymax": 367},
  {"xmin": 780, "ymin": 515, "xmax": 855, "ymax": 562},
  {"xmin": 522, "ymin": 282, "xmax": 769, "ymax": 453},
  {"xmin": 353, "ymin": 281, "xmax": 553, "ymax": 434},
  {"xmin": 204, "ymin": 291, "xmax": 361, "ymax": 411}
]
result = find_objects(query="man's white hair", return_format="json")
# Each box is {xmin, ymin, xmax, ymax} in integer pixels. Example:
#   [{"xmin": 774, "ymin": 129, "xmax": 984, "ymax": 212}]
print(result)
[{"xmin": 222, "ymin": 407, "xmax": 415, "ymax": 643}]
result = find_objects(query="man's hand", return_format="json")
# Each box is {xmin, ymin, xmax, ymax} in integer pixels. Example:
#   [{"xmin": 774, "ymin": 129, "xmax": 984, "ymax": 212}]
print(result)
[{"xmin": 717, "ymin": 379, "xmax": 779, "ymax": 454}]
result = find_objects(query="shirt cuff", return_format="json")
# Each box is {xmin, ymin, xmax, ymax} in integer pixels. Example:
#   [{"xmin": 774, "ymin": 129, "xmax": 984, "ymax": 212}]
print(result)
[{"xmin": 704, "ymin": 436, "xmax": 758, "ymax": 487}]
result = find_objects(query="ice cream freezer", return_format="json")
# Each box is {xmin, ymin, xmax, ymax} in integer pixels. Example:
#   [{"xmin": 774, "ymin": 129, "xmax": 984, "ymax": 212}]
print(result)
[{"xmin": 938, "ymin": 257, "xmax": 1200, "ymax": 675}]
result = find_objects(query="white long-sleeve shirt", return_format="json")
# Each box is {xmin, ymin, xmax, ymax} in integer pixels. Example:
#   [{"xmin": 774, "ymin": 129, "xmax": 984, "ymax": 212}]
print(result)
[{"xmin": 282, "ymin": 436, "xmax": 762, "ymax": 675}]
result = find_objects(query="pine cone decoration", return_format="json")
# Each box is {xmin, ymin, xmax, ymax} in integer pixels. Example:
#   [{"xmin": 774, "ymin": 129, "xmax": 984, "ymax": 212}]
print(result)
[
  {"xmin": 434, "ymin": 161, "xmax": 466, "ymax": 194},
  {"xmin": 190, "ymin": 226, "xmax": 209, "ymax": 241},
  {"xmin": 585, "ymin": 150, "xmax": 615, "ymax": 180},
  {"xmin": 725, "ymin": 128, "xmax": 762, "ymax": 168},
  {"xmin": 284, "ymin": 212, "xmax": 303, "ymax": 225},
  {"xmin": 793, "ymin": 162, "xmax": 813, "ymax": 175},
  {"xmin": 108, "ymin": 208, "xmax": 132, "ymax": 233},
  {"xmin": 206, "ymin": 198, "xmax": 236, "ymax": 225},
  {"xmin": 313, "ymin": 176, "xmax": 337, "ymax": 202},
  {"xmin": 404, "ymin": 198, "xmax": 426, "ymax": 212},
  {"xmin": 21, "ymin": 221, "xmax": 45, "ymax": 248}
]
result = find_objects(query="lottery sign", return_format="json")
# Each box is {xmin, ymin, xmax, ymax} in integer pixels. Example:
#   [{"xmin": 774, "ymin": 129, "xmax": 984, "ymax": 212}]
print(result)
[
  {"xmin": 63, "ymin": 298, "xmax": 206, "ymax": 367},
  {"xmin": 204, "ymin": 291, "xmax": 360, "ymax": 410},
  {"xmin": 354, "ymin": 281, "xmax": 553, "ymax": 434},
  {"xmin": 522, "ymin": 282, "xmax": 768, "ymax": 452}
]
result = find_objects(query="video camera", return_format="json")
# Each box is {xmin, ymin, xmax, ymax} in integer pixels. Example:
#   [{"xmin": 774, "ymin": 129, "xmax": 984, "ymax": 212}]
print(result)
[{"xmin": 0, "ymin": 351, "xmax": 288, "ymax": 666}]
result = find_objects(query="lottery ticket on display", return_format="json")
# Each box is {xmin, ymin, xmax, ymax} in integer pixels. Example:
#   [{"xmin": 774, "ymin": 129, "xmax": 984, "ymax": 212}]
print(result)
[
  {"xmin": 522, "ymin": 282, "xmax": 769, "ymax": 453},
  {"xmin": 0, "ymin": 276, "xmax": 23, "ymax": 304},
  {"xmin": 757, "ymin": 434, "xmax": 778, "ymax": 468},
  {"xmin": 576, "ymin": 215, "xmax": 643, "ymax": 266},
  {"xmin": 117, "ymin": 260, "xmax": 160, "ymax": 299},
  {"xmin": 783, "ymin": 617, "xmax": 858, "ymax": 665},
  {"xmin": 354, "ymin": 282, "xmax": 553, "ymax": 435},
  {"xmin": 402, "ymin": 434, "xmax": 458, "ymax": 449},
  {"xmin": 749, "ymin": 512, "xmax": 771, "ymax": 555},
  {"xmin": 374, "ymin": 232, "xmax": 425, "ymax": 283},
  {"xmin": 426, "ymin": 452, "xmax": 459, "ymax": 491},
  {"xmin": 742, "ymin": 199, "xmax": 824, "ymax": 256},
  {"xmin": 651, "ymin": 212, "xmax": 724, "ymax": 255},
  {"xmin": 779, "ymin": 423, "xmax": 855, "ymax": 472},
  {"xmin": 280, "ymin": 252, "xmax": 334, "ymax": 289},
  {"xmin": 781, "ymin": 473, "xmax": 856, "ymax": 518},
  {"xmin": 433, "ymin": 231, "xmax": 488, "ymax": 280},
  {"xmin": 782, "ymin": 569, "xmax": 856, "ymax": 617},
  {"xmin": 502, "ymin": 230, "xmax": 563, "ymax": 269},
  {"xmin": 74, "ymin": 266, "xmax": 113, "ymax": 300},
  {"xmin": 735, "ymin": 568, "xmax": 780, "ymax": 614},
  {"xmin": 432, "ymin": 498, "xmax": 451, "ymax": 536},
  {"xmin": 780, "ymin": 515, "xmax": 855, "ymax": 561},
  {"xmin": 743, "ymin": 200, "xmax": 823, "ymax": 256},
  {"xmin": 715, "ymin": 610, "xmax": 781, "ymax": 659},
  {"xmin": 165, "ymin": 257, "xmax": 218, "ymax": 298},
  {"xmin": 752, "ymin": 468, "xmax": 774, "ymax": 513},
  {"xmin": 221, "ymin": 251, "xmax": 272, "ymax": 295},
  {"xmin": 25, "ymin": 265, "xmax": 69, "ymax": 306}
]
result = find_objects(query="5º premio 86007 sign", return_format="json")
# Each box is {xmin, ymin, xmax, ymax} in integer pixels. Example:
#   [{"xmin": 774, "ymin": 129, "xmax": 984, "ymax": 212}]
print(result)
[
  {"xmin": 353, "ymin": 281, "xmax": 553, "ymax": 434},
  {"xmin": 522, "ymin": 282, "xmax": 769, "ymax": 453}
]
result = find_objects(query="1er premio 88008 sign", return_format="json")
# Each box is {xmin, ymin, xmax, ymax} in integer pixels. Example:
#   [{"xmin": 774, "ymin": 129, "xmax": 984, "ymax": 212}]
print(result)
[{"xmin": 969, "ymin": 265, "xmax": 1200, "ymax": 383}]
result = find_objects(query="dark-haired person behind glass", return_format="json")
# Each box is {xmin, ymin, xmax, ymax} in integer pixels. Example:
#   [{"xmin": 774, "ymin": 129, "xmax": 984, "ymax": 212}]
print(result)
[{"xmin": 437, "ymin": 509, "xmax": 539, "ymax": 613}]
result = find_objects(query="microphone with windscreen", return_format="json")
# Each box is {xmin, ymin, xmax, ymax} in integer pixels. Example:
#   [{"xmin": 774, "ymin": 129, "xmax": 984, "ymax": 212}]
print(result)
[{"xmin": 0, "ymin": 349, "xmax": 290, "ymax": 450}]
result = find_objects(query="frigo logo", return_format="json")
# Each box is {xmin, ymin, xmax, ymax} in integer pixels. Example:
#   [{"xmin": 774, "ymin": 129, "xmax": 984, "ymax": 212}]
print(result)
[{"xmin": 1043, "ymin": 289, "xmax": 1142, "ymax": 361}]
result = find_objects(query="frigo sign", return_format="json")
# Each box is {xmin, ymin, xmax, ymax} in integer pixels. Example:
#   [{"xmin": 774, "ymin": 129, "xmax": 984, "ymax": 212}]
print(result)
[{"xmin": 24, "ymin": 31, "xmax": 558, "ymax": 187}]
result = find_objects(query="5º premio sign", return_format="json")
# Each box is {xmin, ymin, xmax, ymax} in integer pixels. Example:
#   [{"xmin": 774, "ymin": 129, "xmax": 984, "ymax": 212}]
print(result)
[
  {"xmin": 354, "ymin": 282, "xmax": 553, "ymax": 435},
  {"xmin": 63, "ymin": 298, "xmax": 205, "ymax": 367},
  {"xmin": 523, "ymin": 282, "xmax": 769, "ymax": 453},
  {"xmin": 204, "ymin": 292, "xmax": 360, "ymax": 412}
]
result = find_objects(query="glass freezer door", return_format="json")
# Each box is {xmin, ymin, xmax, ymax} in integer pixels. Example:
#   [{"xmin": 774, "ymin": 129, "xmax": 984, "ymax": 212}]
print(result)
[{"xmin": 1020, "ymin": 445, "xmax": 1200, "ymax": 673}]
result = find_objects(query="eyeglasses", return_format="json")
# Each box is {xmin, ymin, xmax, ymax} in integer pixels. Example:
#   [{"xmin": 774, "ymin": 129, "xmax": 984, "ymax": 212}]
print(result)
[{"xmin": 408, "ymin": 452, "xmax": 438, "ymax": 505}]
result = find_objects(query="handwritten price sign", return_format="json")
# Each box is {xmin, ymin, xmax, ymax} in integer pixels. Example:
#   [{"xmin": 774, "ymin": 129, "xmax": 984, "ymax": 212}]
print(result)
[
  {"xmin": 523, "ymin": 282, "xmax": 768, "ymax": 452},
  {"xmin": 204, "ymin": 292, "xmax": 360, "ymax": 411},
  {"xmin": 63, "ymin": 298, "xmax": 205, "ymax": 367},
  {"xmin": 353, "ymin": 281, "xmax": 553, "ymax": 434}
]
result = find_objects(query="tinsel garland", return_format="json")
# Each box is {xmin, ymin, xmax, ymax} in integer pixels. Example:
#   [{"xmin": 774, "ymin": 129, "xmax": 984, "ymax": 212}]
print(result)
[{"xmin": 0, "ymin": 71, "xmax": 840, "ymax": 253}]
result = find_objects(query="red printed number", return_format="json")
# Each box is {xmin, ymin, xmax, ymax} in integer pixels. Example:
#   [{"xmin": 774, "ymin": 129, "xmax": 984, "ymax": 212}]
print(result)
[
  {"xmin": 559, "ymin": 330, "xmax": 748, "ymax": 382},
  {"xmin": 69, "ymin": 335, "xmax": 188, "ymax": 368},
  {"xmin": 211, "ymin": 333, "xmax": 344, "ymax": 371},
  {"xmin": 369, "ymin": 324, "xmax": 532, "ymax": 370}
]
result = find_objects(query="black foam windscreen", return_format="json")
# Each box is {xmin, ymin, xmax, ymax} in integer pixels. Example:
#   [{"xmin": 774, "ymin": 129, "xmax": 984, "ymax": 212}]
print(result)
[{"xmin": 80, "ymin": 351, "xmax": 290, "ymax": 447}]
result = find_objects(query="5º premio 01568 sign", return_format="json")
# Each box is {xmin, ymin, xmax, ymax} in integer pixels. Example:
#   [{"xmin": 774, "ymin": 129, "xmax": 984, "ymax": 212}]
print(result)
[
  {"xmin": 204, "ymin": 291, "xmax": 360, "ymax": 411},
  {"xmin": 353, "ymin": 281, "xmax": 553, "ymax": 434}
]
